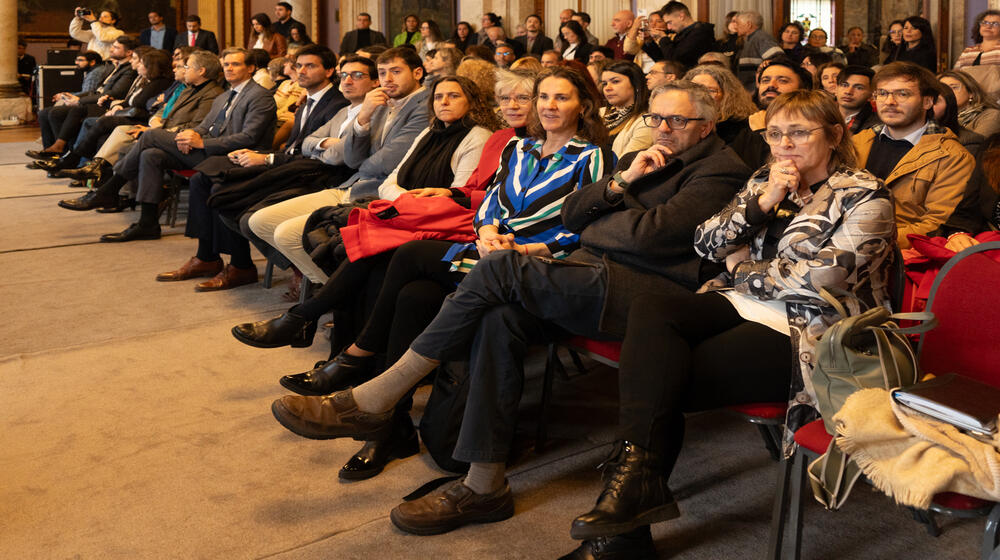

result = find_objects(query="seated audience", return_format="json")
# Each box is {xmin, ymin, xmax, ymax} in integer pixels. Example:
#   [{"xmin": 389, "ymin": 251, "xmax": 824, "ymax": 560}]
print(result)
[
  {"xmin": 934, "ymin": 81, "xmax": 987, "ymax": 155},
  {"xmin": 541, "ymin": 49, "xmax": 562, "ymax": 67},
  {"xmin": 560, "ymin": 20, "xmax": 594, "ymax": 63},
  {"xmin": 896, "ymin": 16, "xmax": 937, "ymax": 72},
  {"xmin": 586, "ymin": 58, "xmax": 611, "ymax": 87},
  {"xmin": 853, "ymin": 62, "xmax": 975, "ymax": 248},
  {"xmin": 478, "ymin": 13, "xmax": 502, "ymax": 45},
  {"xmin": 882, "ymin": 20, "xmax": 905, "ymax": 64},
  {"xmin": 840, "ymin": 26, "xmax": 878, "ymax": 67},
  {"xmin": 817, "ymin": 61, "xmax": 845, "ymax": 96},
  {"xmin": 646, "ymin": 60, "xmax": 683, "ymax": 90},
  {"xmin": 271, "ymin": 2, "xmax": 303, "ymax": 40},
  {"xmin": 341, "ymin": 12, "xmax": 388, "ymax": 55},
  {"xmin": 734, "ymin": 11, "xmax": 783, "ymax": 91},
  {"xmin": 589, "ymin": 46, "xmax": 615, "ymax": 63},
  {"xmin": 509, "ymin": 56, "xmax": 542, "ymax": 72},
  {"xmin": 801, "ymin": 51, "xmax": 833, "ymax": 85},
  {"xmin": 58, "ymin": 47, "xmax": 277, "ymax": 244},
  {"xmin": 751, "ymin": 57, "xmax": 813, "ymax": 130},
  {"xmin": 494, "ymin": 43, "xmax": 516, "ymax": 68},
  {"xmin": 953, "ymin": 8, "xmax": 1000, "ymax": 99},
  {"xmin": 175, "ymin": 15, "xmax": 220, "ymax": 54},
  {"xmin": 657, "ymin": 1, "xmax": 716, "ymax": 69},
  {"xmin": 622, "ymin": 10, "xmax": 665, "ymax": 72},
  {"xmin": 836, "ymin": 65, "xmax": 880, "ymax": 134},
  {"xmin": 417, "ymin": 20, "xmax": 443, "ymax": 60},
  {"xmin": 424, "ymin": 47, "xmax": 461, "ymax": 82},
  {"xmin": 686, "ymin": 64, "xmax": 769, "ymax": 169},
  {"xmin": 512, "ymin": 14, "xmax": 553, "ymax": 58},
  {"xmin": 566, "ymin": 89, "xmax": 893, "ymax": 558},
  {"xmin": 247, "ymin": 12, "xmax": 287, "ymax": 58},
  {"xmin": 778, "ymin": 22, "xmax": 806, "ymax": 64},
  {"xmin": 599, "ymin": 61, "xmax": 652, "ymax": 158},
  {"xmin": 449, "ymin": 21, "xmax": 477, "ymax": 52},
  {"xmin": 938, "ymin": 70, "xmax": 1000, "ymax": 138},
  {"xmin": 156, "ymin": 44, "xmax": 346, "ymax": 291},
  {"xmin": 249, "ymin": 49, "xmax": 277, "ymax": 90},
  {"xmin": 247, "ymin": 47, "xmax": 431, "ymax": 284},
  {"xmin": 803, "ymin": 28, "xmax": 845, "ymax": 62},
  {"xmin": 287, "ymin": 25, "xmax": 312, "ymax": 54},
  {"xmin": 393, "ymin": 14, "xmax": 422, "ymax": 48}
]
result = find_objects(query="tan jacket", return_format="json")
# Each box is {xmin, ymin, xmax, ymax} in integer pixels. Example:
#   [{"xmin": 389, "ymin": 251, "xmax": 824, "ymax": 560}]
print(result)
[{"xmin": 854, "ymin": 123, "xmax": 975, "ymax": 248}]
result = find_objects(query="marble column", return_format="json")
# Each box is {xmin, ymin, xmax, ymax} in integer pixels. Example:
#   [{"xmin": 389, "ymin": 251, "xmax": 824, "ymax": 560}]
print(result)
[{"xmin": 0, "ymin": 0, "xmax": 30, "ymax": 121}]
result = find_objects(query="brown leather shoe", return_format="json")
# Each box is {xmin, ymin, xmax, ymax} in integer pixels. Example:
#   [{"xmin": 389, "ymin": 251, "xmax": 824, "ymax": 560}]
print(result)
[
  {"xmin": 389, "ymin": 479, "xmax": 515, "ymax": 535},
  {"xmin": 270, "ymin": 389, "xmax": 393, "ymax": 440},
  {"xmin": 156, "ymin": 257, "xmax": 224, "ymax": 282},
  {"xmin": 194, "ymin": 264, "xmax": 258, "ymax": 292}
]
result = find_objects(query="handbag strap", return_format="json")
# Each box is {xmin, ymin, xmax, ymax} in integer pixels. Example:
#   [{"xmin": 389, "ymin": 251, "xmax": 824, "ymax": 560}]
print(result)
[{"xmin": 868, "ymin": 312, "xmax": 939, "ymax": 335}]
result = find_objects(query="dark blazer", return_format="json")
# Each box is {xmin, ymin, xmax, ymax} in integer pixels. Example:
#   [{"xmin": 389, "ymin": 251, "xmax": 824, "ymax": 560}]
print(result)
[
  {"xmin": 116, "ymin": 76, "xmax": 173, "ymax": 120},
  {"xmin": 847, "ymin": 102, "xmax": 881, "ymax": 135},
  {"xmin": 161, "ymin": 81, "xmax": 225, "ymax": 131},
  {"xmin": 139, "ymin": 26, "xmax": 178, "ymax": 50},
  {"xmin": 657, "ymin": 21, "xmax": 717, "ymax": 69},
  {"xmin": 562, "ymin": 41, "xmax": 594, "ymax": 64},
  {"xmin": 896, "ymin": 42, "xmax": 938, "ymax": 72},
  {"xmin": 192, "ymin": 79, "xmax": 277, "ymax": 155},
  {"xmin": 80, "ymin": 63, "xmax": 137, "ymax": 105},
  {"xmin": 512, "ymin": 34, "xmax": 554, "ymax": 57},
  {"xmin": 340, "ymin": 28, "xmax": 388, "ymax": 54},
  {"xmin": 174, "ymin": 30, "xmax": 220, "ymax": 54},
  {"xmin": 561, "ymin": 133, "xmax": 750, "ymax": 335},
  {"xmin": 277, "ymin": 85, "xmax": 349, "ymax": 161}
]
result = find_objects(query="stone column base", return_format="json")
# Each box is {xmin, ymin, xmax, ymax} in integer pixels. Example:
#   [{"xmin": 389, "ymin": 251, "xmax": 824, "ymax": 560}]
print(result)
[{"xmin": 0, "ymin": 95, "xmax": 32, "ymax": 125}]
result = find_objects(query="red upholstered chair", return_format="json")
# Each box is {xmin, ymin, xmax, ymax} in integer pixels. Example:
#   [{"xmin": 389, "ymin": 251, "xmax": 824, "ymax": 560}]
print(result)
[{"xmin": 769, "ymin": 242, "xmax": 1000, "ymax": 560}]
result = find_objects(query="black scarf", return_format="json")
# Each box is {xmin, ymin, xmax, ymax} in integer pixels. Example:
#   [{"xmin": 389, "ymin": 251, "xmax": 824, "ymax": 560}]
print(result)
[{"xmin": 397, "ymin": 116, "xmax": 475, "ymax": 190}]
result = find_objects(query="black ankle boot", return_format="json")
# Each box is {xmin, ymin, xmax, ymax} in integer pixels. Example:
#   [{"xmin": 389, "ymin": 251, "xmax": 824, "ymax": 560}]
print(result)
[
  {"xmin": 56, "ymin": 157, "xmax": 109, "ymax": 180},
  {"xmin": 558, "ymin": 526, "xmax": 657, "ymax": 560},
  {"xmin": 569, "ymin": 441, "xmax": 679, "ymax": 540},
  {"xmin": 339, "ymin": 412, "xmax": 420, "ymax": 480},
  {"xmin": 278, "ymin": 351, "xmax": 376, "ymax": 396},
  {"xmin": 231, "ymin": 311, "xmax": 317, "ymax": 348}
]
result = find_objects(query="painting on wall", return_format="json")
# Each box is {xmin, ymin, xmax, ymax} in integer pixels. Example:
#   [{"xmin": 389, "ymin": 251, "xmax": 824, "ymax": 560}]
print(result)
[
  {"xmin": 385, "ymin": 0, "xmax": 457, "ymax": 43},
  {"xmin": 18, "ymin": 0, "xmax": 178, "ymax": 38}
]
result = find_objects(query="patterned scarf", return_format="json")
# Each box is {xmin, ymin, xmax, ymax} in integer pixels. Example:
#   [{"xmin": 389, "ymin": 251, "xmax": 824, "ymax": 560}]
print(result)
[
  {"xmin": 603, "ymin": 105, "xmax": 635, "ymax": 137},
  {"xmin": 957, "ymin": 104, "xmax": 986, "ymax": 128}
]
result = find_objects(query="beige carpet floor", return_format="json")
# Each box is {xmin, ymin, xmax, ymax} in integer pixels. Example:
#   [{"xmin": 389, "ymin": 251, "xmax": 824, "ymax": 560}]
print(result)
[{"xmin": 0, "ymin": 140, "xmax": 987, "ymax": 559}]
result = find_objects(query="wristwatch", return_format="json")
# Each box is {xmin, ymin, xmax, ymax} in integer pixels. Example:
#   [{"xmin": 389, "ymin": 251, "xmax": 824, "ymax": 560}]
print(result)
[{"xmin": 611, "ymin": 171, "xmax": 629, "ymax": 191}]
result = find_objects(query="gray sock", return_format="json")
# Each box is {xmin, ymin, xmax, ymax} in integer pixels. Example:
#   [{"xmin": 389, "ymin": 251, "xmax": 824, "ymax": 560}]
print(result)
[
  {"xmin": 351, "ymin": 348, "xmax": 439, "ymax": 413},
  {"xmin": 462, "ymin": 462, "xmax": 506, "ymax": 494}
]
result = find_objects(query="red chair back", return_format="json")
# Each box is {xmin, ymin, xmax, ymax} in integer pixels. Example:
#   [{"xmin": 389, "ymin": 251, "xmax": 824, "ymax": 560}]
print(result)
[{"xmin": 918, "ymin": 242, "xmax": 1000, "ymax": 388}]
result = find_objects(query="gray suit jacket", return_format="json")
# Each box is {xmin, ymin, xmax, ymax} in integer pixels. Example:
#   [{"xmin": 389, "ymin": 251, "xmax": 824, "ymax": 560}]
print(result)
[
  {"xmin": 192, "ymin": 79, "xmax": 277, "ymax": 155},
  {"xmin": 161, "ymin": 81, "xmax": 225, "ymax": 132},
  {"xmin": 301, "ymin": 105, "xmax": 356, "ymax": 165},
  {"xmin": 341, "ymin": 87, "xmax": 430, "ymax": 198}
]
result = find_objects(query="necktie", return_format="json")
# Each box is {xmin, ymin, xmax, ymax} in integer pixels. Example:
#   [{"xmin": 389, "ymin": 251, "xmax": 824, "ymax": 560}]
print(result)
[
  {"xmin": 209, "ymin": 90, "xmax": 237, "ymax": 136},
  {"xmin": 299, "ymin": 97, "xmax": 314, "ymax": 132},
  {"xmin": 287, "ymin": 98, "xmax": 315, "ymax": 155},
  {"xmin": 189, "ymin": 32, "xmax": 196, "ymax": 47}
]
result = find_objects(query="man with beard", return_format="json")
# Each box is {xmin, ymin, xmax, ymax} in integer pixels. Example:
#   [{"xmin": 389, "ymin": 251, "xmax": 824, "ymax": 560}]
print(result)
[
  {"xmin": 512, "ymin": 14, "xmax": 553, "ymax": 58},
  {"xmin": 836, "ymin": 65, "xmax": 880, "ymax": 133},
  {"xmin": 853, "ymin": 62, "xmax": 975, "ymax": 248},
  {"xmin": 749, "ymin": 56, "xmax": 813, "ymax": 131}
]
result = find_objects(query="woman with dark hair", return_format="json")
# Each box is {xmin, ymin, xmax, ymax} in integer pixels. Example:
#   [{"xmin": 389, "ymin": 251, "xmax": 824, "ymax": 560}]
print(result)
[
  {"xmin": 717, "ymin": 10, "xmax": 740, "ymax": 55},
  {"xmin": 287, "ymin": 25, "xmax": 313, "ymax": 54},
  {"xmin": 778, "ymin": 22, "xmax": 806, "ymax": 63},
  {"xmin": 265, "ymin": 68, "xmax": 613, "ymax": 522},
  {"xmin": 450, "ymin": 21, "xmax": 477, "ymax": 52},
  {"xmin": 881, "ymin": 20, "xmax": 905, "ymax": 63},
  {"xmin": 954, "ymin": 10, "xmax": 1000, "ymax": 100},
  {"xmin": 247, "ymin": 12, "xmax": 287, "ymax": 58},
  {"xmin": 565, "ymin": 89, "xmax": 894, "ymax": 557},
  {"xmin": 417, "ymin": 20, "xmax": 443, "ymax": 60},
  {"xmin": 560, "ymin": 20, "xmax": 594, "ymax": 63},
  {"xmin": 393, "ymin": 14, "xmax": 422, "ymax": 47},
  {"xmin": 599, "ymin": 60, "xmax": 652, "ymax": 158},
  {"xmin": 801, "ymin": 50, "xmax": 833, "ymax": 85},
  {"xmin": 939, "ymin": 70, "xmax": 1000, "ymax": 138},
  {"xmin": 248, "ymin": 48, "xmax": 276, "ymax": 89},
  {"xmin": 478, "ymin": 12, "xmax": 502, "ymax": 44},
  {"xmin": 933, "ymin": 80, "xmax": 987, "ymax": 156},
  {"xmin": 37, "ymin": 48, "xmax": 173, "ymax": 176},
  {"xmin": 817, "ymin": 61, "xmax": 846, "ymax": 96},
  {"xmin": 896, "ymin": 16, "xmax": 937, "ymax": 71}
]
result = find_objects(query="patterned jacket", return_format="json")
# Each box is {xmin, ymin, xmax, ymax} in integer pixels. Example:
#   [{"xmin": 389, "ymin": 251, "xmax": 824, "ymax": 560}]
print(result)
[{"xmin": 693, "ymin": 165, "xmax": 896, "ymax": 446}]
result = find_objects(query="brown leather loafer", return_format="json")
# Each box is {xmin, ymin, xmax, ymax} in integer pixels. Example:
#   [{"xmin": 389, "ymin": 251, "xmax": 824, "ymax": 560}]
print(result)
[
  {"xmin": 156, "ymin": 256, "xmax": 224, "ymax": 282},
  {"xmin": 389, "ymin": 479, "xmax": 515, "ymax": 535},
  {"xmin": 270, "ymin": 389, "xmax": 394, "ymax": 441},
  {"xmin": 194, "ymin": 264, "xmax": 258, "ymax": 292}
]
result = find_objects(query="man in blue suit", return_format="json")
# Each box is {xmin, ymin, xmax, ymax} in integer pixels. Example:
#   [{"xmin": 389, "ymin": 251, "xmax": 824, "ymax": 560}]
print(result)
[
  {"xmin": 156, "ymin": 45, "xmax": 349, "ymax": 291},
  {"xmin": 59, "ymin": 47, "xmax": 277, "ymax": 245}
]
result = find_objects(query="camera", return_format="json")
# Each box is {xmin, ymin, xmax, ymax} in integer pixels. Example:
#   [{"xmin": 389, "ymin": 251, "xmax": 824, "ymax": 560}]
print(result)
[{"xmin": 76, "ymin": 8, "xmax": 92, "ymax": 17}]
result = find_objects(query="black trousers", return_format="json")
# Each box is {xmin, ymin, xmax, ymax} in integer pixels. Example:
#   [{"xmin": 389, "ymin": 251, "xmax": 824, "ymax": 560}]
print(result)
[
  {"xmin": 39, "ymin": 103, "xmax": 103, "ymax": 146},
  {"xmin": 186, "ymin": 172, "xmax": 251, "ymax": 257},
  {"xmin": 617, "ymin": 291, "xmax": 792, "ymax": 479},
  {"xmin": 410, "ymin": 250, "xmax": 619, "ymax": 463},
  {"xmin": 115, "ymin": 128, "xmax": 208, "ymax": 204}
]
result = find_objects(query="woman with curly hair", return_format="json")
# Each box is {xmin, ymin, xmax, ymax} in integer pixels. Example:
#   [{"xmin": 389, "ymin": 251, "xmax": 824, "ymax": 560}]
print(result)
[{"xmin": 686, "ymin": 63, "xmax": 769, "ymax": 169}]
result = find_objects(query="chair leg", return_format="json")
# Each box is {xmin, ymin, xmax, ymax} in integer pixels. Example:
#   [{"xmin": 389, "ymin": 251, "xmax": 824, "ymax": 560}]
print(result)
[
  {"xmin": 785, "ymin": 450, "xmax": 807, "ymax": 560},
  {"xmin": 536, "ymin": 343, "xmax": 559, "ymax": 451},
  {"xmin": 262, "ymin": 258, "xmax": 274, "ymax": 289},
  {"xmin": 768, "ymin": 449, "xmax": 807, "ymax": 560},
  {"xmin": 567, "ymin": 347, "xmax": 587, "ymax": 376},
  {"xmin": 768, "ymin": 455, "xmax": 793, "ymax": 560},
  {"xmin": 756, "ymin": 424, "xmax": 782, "ymax": 462},
  {"xmin": 982, "ymin": 504, "xmax": 1000, "ymax": 560},
  {"xmin": 909, "ymin": 507, "xmax": 940, "ymax": 537}
]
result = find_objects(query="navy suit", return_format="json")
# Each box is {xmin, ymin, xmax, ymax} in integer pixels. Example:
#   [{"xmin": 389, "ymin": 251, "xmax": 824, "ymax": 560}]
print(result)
[{"xmin": 174, "ymin": 30, "xmax": 220, "ymax": 54}]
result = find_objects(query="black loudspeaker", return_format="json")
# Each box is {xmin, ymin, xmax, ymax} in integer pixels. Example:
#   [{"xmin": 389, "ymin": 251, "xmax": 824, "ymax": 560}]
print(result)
[
  {"xmin": 46, "ymin": 49, "xmax": 79, "ymax": 65},
  {"xmin": 36, "ymin": 66, "xmax": 84, "ymax": 109}
]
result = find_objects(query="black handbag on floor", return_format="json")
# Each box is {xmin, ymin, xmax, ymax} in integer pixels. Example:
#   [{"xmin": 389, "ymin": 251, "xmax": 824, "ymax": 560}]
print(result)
[{"xmin": 419, "ymin": 361, "xmax": 471, "ymax": 474}]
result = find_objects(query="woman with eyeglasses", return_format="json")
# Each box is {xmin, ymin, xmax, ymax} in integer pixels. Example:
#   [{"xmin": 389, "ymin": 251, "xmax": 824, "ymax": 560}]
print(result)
[
  {"xmin": 895, "ymin": 16, "xmax": 938, "ymax": 72},
  {"xmin": 685, "ymin": 64, "xmax": 769, "ymax": 169},
  {"xmin": 232, "ymin": 69, "xmax": 541, "ymax": 479},
  {"xmin": 599, "ymin": 60, "xmax": 652, "ymax": 158},
  {"xmin": 954, "ymin": 10, "xmax": 1000, "ymax": 102},
  {"xmin": 881, "ymin": 20, "xmax": 905, "ymax": 64},
  {"xmin": 564, "ymin": 89, "xmax": 893, "ymax": 552},
  {"xmin": 938, "ymin": 70, "xmax": 1000, "ymax": 139}
]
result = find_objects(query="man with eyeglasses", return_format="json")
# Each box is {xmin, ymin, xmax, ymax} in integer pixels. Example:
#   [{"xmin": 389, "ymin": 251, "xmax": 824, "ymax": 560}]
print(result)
[
  {"xmin": 835, "ymin": 65, "xmax": 880, "ymax": 134},
  {"xmin": 853, "ymin": 62, "xmax": 975, "ymax": 249},
  {"xmin": 646, "ymin": 60, "xmax": 682, "ymax": 91},
  {"xmin": 154, "ymin": 44, "xmax": 349, "ymax": 289}
]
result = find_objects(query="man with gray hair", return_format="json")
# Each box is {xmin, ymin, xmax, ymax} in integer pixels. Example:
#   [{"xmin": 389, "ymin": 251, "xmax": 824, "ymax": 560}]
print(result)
[{"xmin": 734, "ymin": 10, "xmax": 783, "ymax": 91}]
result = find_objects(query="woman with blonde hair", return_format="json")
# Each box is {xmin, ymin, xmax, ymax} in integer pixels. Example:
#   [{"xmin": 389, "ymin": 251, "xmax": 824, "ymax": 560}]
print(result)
[
  {"xmin": 685, "ymin": 64, "xmax": 769, "ymax": 169},
  {"xmin": 509, "ymin": 56, "xmax": 542, "ymax": 72}
]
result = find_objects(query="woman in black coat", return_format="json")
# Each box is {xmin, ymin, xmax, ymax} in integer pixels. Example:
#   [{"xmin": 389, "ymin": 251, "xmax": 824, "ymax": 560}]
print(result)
[
  {"xmin": 896, "ymin": 16, "xmax": 938, "ymax": 71},
  {"xmin": 560, "ymin": 20, "xmax": 594, "ymax": 63}
]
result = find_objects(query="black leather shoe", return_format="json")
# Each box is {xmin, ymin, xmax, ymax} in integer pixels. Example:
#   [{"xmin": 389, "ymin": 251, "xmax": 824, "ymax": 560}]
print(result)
[
  {"xmin": 279, "ymin": 352, "xmax": 375, "ymax": 396},
  {"xmin": 231, "ymin": 311, "xmax": 317, "ymax": 348},
  {"xmin": 68, "ymin": 179, "xmax": 88, "ymax": 188},
  {"xmin": 339, "ymin": 414, "xmax": 420, "ymax": 480},
  {"xmin": 95, "ymin": 195, "xmax": 136, "ymax": 213},
  {"xmin": 558, "ymin": 526, "xmax": 657, "ymax": 560},
  {"xmin": 56, "ymin": 158, "xmax": 109, "ymax": 181},
  {"xmin": 58, "ymin": 189, "xmax": 117, "ymax": 211},
  {"xmin": 25, "ymin": 149, "xmax": 62, "ymax": 160},
  {"xmin": 36, "ymin": 159, "xmax": 67, "ymax": 173},
  {"xmin": 569, "ymin": 441, "xmax": 680, "ymax": 540},
  {"xmin": 99, "ymin": 222, "xmax": 161, "ymax": 243}
]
